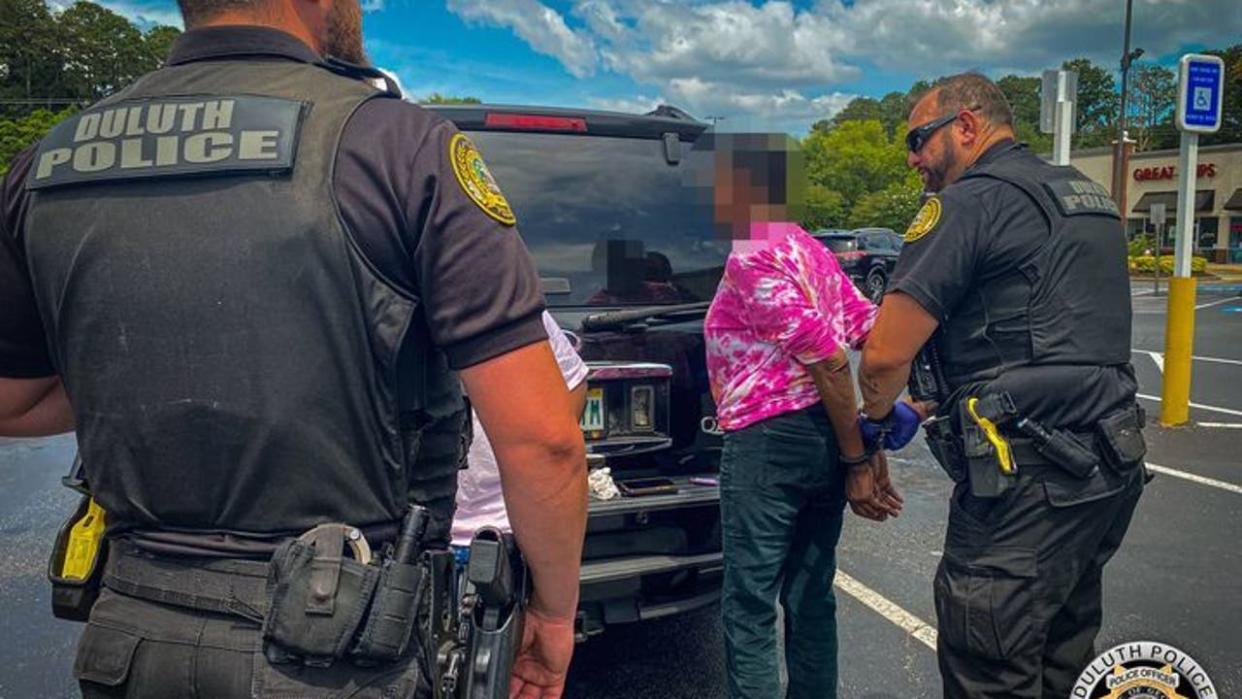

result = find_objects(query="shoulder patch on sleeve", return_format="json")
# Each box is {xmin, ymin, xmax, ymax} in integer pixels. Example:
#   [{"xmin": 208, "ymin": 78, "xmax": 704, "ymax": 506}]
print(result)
[
  {"xmin": 448, "ymin": 133, "xmax": 516, "ymax": 226},
  {"xmin": 904, "ymin": 196, "xmax": 942, "ymax": 243}
]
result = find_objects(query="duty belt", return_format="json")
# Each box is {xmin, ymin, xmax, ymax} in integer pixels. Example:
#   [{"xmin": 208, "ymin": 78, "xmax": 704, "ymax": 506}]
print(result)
[{"xmin": 104, "ymin": 542, "xmax": 272, "ymax": 622}]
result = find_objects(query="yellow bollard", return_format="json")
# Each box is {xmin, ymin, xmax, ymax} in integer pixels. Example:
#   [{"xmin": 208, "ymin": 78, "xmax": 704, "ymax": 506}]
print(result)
[{"xmin": 1160, "ymin": 276, "xmax": 1197, "ymax": 426}]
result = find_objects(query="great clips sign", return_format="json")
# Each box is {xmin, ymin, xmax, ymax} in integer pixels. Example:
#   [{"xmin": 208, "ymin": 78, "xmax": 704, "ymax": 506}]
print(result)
[{"xmin": 1133, "ymin": 163, "xmax": 1217, "ymax": 182}]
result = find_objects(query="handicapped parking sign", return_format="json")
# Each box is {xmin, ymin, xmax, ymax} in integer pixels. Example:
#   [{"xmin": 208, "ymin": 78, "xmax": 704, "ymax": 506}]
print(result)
[{"xmin": 1177, "ymin": 54, "xmax": 1225, "ymax": 133}]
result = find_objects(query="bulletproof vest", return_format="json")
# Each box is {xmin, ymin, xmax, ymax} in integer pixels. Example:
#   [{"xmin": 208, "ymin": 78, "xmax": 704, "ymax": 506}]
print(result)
[
  {"xmin": 934, "ymin": 147, "xmax": 1134, "ymax": 426},
  {"xmin": 23, "ymin": 57, "xmax": 463, "ymax": 547}
]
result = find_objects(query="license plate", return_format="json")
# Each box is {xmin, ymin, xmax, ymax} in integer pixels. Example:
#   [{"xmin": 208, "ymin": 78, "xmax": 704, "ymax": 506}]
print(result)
[{"xmin": 580, "ymin": 388, "xmax": 605, "ymax": 433}]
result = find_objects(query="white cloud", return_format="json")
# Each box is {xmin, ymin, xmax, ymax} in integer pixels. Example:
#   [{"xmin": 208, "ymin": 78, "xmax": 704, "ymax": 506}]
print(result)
[
  {"xmin": 821, "ymin": 0, "xmax": 1242, "ymax": 75},
  {"xmin": 579, "ymin": 1, "xmax": 857, "ymax": 90},
  {"xmin": 446, "ymin": 0, "xmax": 1241, "ymax": 131},
  {"xmin": 446, "ymin": 0, "xmax": 599, "ymax": 78},
  {"xmin": 361, "ymin": 0, "xmax": 384, "ymax": 13}
]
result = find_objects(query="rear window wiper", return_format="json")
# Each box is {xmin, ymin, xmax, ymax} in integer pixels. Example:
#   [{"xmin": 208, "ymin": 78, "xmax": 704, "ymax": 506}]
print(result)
[{"xmin": 580, "ymin": 301, "xmax": 710, "ymax": 332}]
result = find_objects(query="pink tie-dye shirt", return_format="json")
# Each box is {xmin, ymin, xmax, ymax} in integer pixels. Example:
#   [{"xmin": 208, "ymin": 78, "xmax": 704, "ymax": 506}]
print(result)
[{"xmin": 705, "ymin": 222, "xmax": 877, "ymax": 432}]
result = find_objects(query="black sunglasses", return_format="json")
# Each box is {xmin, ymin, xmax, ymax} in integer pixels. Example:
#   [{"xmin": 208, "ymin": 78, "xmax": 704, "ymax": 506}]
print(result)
[{"xmin": 905, "ymin": 106, "xmax": 980, "ymax": 153}]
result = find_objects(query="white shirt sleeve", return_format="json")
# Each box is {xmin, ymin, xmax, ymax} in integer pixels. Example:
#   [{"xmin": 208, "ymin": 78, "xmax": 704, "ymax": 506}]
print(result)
[{"xmin": 542, "ymin": 310, "xmax": 588, "ymax": 390}]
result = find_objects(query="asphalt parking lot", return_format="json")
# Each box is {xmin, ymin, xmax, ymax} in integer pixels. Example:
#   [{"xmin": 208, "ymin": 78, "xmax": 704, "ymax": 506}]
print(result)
[{"xmin": 2, "ymin": 281, "xmax": 1239, "ymax": 698}]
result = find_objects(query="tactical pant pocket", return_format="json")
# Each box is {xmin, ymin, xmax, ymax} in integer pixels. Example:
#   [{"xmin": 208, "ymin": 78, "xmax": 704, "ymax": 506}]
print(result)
[
  {"xmin": 251, "ymin": 644, "xmax": 427, "ymax": 699},
  {"xmin": 74, "ymin": 623, "xmax": 142, "ymax": 687},
  {"xmin": 934, "ymin": 546, "xmax": 1038, "ymax": 661}
]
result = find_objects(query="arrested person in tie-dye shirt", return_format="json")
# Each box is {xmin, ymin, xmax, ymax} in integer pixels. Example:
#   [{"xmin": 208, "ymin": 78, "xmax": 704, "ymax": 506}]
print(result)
[{"xmin": 701, "ymin": 133, "xmax": 902, "ymax": 699}]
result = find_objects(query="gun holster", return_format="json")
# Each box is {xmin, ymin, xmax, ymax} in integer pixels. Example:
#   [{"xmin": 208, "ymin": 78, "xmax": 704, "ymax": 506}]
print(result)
[
  {"xmin": 922, "ymin": 415, "xmax": 966, "ymax": 483},
  {"xmin": 463, "ymin": 529, "xmax": 527, "ymax": 699},
  {"xmin": 48, "ymin": 495, "xmax": 108, "ymax": 622}
]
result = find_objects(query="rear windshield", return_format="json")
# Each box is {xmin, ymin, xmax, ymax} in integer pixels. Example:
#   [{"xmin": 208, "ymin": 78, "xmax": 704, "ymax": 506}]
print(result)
[
  {"xmin": 469, "ymin": 131, "xmax": 725, "ymax": 307},
  {"xmin": 821, "ymin": 237, "xmax": 857, "ymax": 253}
]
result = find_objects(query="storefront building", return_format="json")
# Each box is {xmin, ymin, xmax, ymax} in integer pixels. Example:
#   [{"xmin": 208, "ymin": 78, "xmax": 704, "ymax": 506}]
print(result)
[{"xmin": 1070, "ymin": 142, "xmax": 1242, "ymax": 263}]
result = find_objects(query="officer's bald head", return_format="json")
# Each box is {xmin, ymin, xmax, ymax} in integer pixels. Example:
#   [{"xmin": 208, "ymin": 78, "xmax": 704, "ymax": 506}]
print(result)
[
  {"xmin": 926, "ymin": 73, "xmax": 1013, "ymax": 128},
  {"xmin": 906, "ymin": 73, "xmax": 1015, "ymax": 192}
]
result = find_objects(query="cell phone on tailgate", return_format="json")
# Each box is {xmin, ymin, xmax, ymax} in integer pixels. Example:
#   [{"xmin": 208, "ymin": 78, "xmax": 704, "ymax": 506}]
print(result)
[{"xmin": 617, "ymin": 477, "xmax": 678, "ymax": 497}]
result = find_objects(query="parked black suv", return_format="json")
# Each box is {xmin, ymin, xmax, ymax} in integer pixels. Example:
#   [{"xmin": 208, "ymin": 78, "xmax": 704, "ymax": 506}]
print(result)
[
  {"xmin": 812, "ymin": 227, "xmax": 903, "ymax": 302},
  {"xmin": 430, "ymin": 103, "xmax": 726, "ymax": 639}
]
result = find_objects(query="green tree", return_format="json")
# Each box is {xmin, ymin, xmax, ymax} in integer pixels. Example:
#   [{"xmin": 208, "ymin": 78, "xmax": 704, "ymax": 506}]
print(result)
[
  {"xmin": 1203, "ymin": 44, "xmax": 1242, "ymax": 146},
  {"xmin": 1127, "ymin": 63, "xmax": 1176, "ymax": 151},
  {"xmin": 1062, "ymin": 57, "xmax": 1118, "ymax": 148},
  {"xmin": 0, "ymin": 106, "xmax": 74, "ymax": 175},
  {"xmin": 846, "ymin": 181, "xmax": 922, "ymax": 231},
  {"xmin": 58, "ymin": 1, "xmax": 152, "ymax": 100},
  {"xmin": 813, "ymin": 91, "xmax": 909, "ymax": 138},
  {"xmin": 799, "ymin": 184, "xmax": 846, "ymax": 231},
  {"xmin": 419, "ymin": 93, "xmax": 482, "ymax": 104},
  {"xmin": 996, "ymin": 74, "xmax": 1052, "ymax": 154},
  {"xmin": 803, "ymin": 119, "xmax": 916, "ymax": 213},
  {"xmin": 0, "ymin": 0, "xmax": 66, "ymax": 104},
  {"xmin": 142, "ymin": 25, "xmax": 181, "ymax": 67}
]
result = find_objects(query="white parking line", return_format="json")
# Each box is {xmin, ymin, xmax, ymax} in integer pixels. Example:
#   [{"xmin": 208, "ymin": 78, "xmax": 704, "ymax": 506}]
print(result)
[
  {"xmin": 1146, "ymin": 463, "xmax": 1242, "ymax": 495},
  {"xmin": 1142, "ymin": 350, "xmax": 1164, "ymax": 373},
  {"xmin": 1136, "ymin": 393, "xmax": 1242, "ymax": 417},
  {"xmin": 1198, "ymin": 422, "xmax": 1242, "ymax": 429},
  {"xmin": 1195, "ymin": 297, "xmax": 1237, "ymax": 311},
  {"xmin": 1132, "ymin": 349, "xmax": 1242, "ymax": 367},
  {"xmin": 834, "ymin": 570, "xmax": 937, "ymax": 651}
]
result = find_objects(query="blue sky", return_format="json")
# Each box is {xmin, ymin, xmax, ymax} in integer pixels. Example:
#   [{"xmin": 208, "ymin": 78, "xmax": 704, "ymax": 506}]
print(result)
[{"xmin": 97, "ymin": 0, "xmax": 1242, "ymax": 134}]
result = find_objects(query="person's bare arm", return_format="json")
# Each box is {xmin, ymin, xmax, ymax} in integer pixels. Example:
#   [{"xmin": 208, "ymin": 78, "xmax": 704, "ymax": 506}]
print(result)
[
  {"xmin": 805, "ymin": 349, "xmax": 865, "ymax": 459},
  {"xmin": 859, "ymin": 293, "xmax": 939, "ymax": 419},
  {"xmin": 567, "ymin": 382, "xmax": 587, "ymax": 421},
  {"xmin": 459, "ymin": 341, "xmax": 587, "ymax": 622},
  {"xmin": 0, "ymin": 377, "xmax": 74, "ymax": 437},
  {"xmin": 805, "ymin": 350, "xmax": 901, "ymax": 520}
]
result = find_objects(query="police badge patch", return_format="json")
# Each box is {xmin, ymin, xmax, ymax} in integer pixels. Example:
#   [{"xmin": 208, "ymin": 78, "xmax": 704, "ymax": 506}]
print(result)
[
  {"xmin": 904, "ymin": 196, "xmax": 941, "ymax": 243},
  {"xmin": 448, "ymin": 133, "xmax": 516, "ymax": 226},
  {"xmin": 1072, "ymin": 642, "xmax": 1217, "ymax": 699}
]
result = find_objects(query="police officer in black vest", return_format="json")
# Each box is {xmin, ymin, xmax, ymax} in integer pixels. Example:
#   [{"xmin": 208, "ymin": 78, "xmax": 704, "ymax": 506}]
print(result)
[
  {"xmin": 0, "ymin": 0, "xmax": 588, "ymax": 696},
  {"xmin": 858, "ymin": 73, "xmax": 1146, "ymax": 699}
]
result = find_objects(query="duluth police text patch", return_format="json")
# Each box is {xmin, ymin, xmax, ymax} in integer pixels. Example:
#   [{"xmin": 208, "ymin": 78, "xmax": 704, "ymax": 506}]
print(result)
[{"xmin": 27, "ymin": 96, "xmax": 306, "ymax": 190}]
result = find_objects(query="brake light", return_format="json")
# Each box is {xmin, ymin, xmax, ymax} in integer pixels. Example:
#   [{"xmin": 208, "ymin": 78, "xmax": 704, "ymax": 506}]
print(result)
[
  {"xmin": 485, "ymin": 113, "xmax": 588, "ymax": 132},
  {"xmin": 836, "ymin": 251, "xmax": 865, "ymax": 261}
]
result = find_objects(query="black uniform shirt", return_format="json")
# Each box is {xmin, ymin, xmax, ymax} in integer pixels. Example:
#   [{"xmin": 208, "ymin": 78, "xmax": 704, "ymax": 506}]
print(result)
[
  {"xmin": 888, "ymin": 139, "xmax": 1045, "ymax": 323},
  {"xmin": 0, "ymin": 26, "xmax": 546, "ymax": 379},
  {"xmin": 889, "ymin": 139, "xmax": 1138, "ymax": 428}
]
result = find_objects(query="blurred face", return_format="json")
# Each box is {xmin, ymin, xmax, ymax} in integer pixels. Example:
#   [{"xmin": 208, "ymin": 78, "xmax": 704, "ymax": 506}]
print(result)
[
  {"xmin": 712, "ymin": 159, "xmax": 787, "ymax": 236},
  {"xmin": 323, "ymin": 0, "xmax": 365, "ymax": 63},
  {"xmin": 905, "ymin": 92, "xmax": 963, "ymax": 193}
]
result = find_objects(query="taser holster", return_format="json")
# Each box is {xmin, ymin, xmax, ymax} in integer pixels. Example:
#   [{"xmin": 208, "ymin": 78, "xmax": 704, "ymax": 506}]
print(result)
[
  {"xmin": 960, "ymin": 394, "xmax": 1019, "ymax": 499},
  {"xmin": 48, "ymin": 455, "xmax": 107, "ymax": 621},
  {"xmin": 48, "ymin": 494, "xmax": 108, "ymax": 621}
]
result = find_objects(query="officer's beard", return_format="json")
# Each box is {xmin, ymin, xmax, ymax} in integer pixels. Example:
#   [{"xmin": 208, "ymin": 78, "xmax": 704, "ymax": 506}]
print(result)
[
  {"xmin": 324, "ymin": 0, "xmax": 367, "ymax": 65},
  {"xmin": 923, "ymin": 146, "xmax": 961, "ymax": 194}
]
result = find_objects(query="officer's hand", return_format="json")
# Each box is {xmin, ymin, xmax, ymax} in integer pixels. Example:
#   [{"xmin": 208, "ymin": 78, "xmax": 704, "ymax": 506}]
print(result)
[
  {"xmin": 510, "ymin": 607, "xmax": 575, "ymax": 699},
  {"xmin": 860, "ymin": 402, "xmax": 923, "ymax": 451}
]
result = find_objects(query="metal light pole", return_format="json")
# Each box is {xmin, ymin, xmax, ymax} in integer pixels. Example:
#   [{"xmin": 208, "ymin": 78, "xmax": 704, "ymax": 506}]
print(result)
[{"xmin": 1110, "ymin": 0, "xmax": 1142, "ymax": 221}]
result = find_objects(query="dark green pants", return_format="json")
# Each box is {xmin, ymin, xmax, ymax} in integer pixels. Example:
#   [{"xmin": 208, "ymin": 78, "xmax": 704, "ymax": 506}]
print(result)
[
  {"xmin": 935, "ymin": 464, "xmax": 1144, "ymax": 699},
  {"xmin": 720, "ymin": 404, "xmax": 847, "ymax": 699}
]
